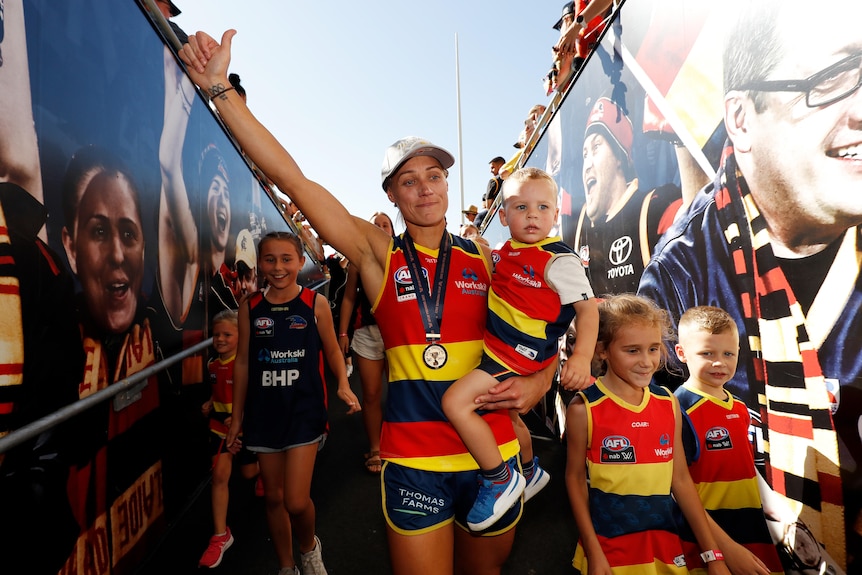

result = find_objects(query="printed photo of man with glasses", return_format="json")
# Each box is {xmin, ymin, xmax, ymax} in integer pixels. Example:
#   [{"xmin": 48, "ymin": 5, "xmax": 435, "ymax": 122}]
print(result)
[{"xmin": 638, "ymin": 0, "xmax": 862, "ymax": 572}]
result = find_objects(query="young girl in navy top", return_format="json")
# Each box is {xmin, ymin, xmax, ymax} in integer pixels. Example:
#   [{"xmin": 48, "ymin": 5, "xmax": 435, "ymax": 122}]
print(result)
[{"xmin": 226, "ymin": 231, "xmax": 360, "ymax": 575}]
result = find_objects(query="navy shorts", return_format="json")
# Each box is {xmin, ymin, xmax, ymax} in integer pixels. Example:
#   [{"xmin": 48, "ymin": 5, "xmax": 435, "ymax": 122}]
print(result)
[
  {"xmin": 475, "ymin": 353, "xmax": 520, "ymax": 383},
  {"xmin": 382, "ymin": 456, "xmax": 523, "ymax": 536}
]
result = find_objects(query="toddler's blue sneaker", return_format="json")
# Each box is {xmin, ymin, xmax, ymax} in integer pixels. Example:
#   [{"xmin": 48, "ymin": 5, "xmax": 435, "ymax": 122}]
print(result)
[{"xmin": 466, "ymin": 463, "xmax": 525, "ymax": 531}]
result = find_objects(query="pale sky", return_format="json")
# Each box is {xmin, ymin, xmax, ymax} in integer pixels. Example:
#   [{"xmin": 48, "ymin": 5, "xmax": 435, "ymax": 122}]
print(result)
[{"xmin": 174, "ymin": 1, "xmax": 565, "ymax": 237}]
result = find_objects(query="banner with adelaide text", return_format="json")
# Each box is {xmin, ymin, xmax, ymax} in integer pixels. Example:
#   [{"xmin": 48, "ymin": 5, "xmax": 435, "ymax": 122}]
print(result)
[{"xmin": 0, "ymin": 1, "xmax": 323, "ymax": 573}]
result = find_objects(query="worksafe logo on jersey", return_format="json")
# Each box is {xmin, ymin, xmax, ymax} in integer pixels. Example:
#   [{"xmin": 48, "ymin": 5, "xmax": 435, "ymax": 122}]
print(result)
[
  {"xmin": 512, "ymin": 264, "xmax": 541, "ymax": 288},
  {"xmin": 258, "ymin": 348, "xmax": 306, "ymax": 364},
  {"xmin": 255, "ymin": 317, "xmax": 275, "ymax": 337},
  {"xmin": 600, "ymin": 435, "xmax": 635, "ymax": 462},
  {"xmin": 455, "ymin": 267, "xmax": 487, "ymax": 296},
  {"xmin": 654, "ymin": 433, "xmax": 673, "ymax": 458},
  {"xmin": 705, "ymin": 426, "xmax": 733, "ymax": 451},
  {"xmin": 394, "ymin": 265, "xmax": 427, "ymax": 302}
]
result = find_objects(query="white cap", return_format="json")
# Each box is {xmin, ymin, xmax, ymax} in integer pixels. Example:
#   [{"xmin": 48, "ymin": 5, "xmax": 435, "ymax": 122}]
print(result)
[
  {"xmin": 235, "ymin": 229, "xmax": 256, "ymax": 269},
  {"xmin": 380, "ymin": 136, "xmax": 454, "ymax": 190}
]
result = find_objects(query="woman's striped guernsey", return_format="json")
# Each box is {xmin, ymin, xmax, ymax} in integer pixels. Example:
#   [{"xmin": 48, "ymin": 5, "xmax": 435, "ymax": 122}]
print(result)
[
  {"xmin": 573, "ymin": 380, "xmax": 687, "ymax": 574},
  {"xmin": 374, "ymin": 234, "xmax": 519, "ymax": 471},
  {"xmin": 675, "ymin": 384, "xmax": 783, "ymax": 574}
]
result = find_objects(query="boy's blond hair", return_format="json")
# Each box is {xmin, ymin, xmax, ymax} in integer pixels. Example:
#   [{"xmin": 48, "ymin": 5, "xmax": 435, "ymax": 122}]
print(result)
[
  {"xmin": 212, "ymin": 309, "xmax": 238, "ymax": 327},
  {"xmin": 501, "ymin": 167, "xmax": 558, "ymax": 205},
  {"xmin": 678, "ymin": 306, "xmax": 738, "ymax": 338}
]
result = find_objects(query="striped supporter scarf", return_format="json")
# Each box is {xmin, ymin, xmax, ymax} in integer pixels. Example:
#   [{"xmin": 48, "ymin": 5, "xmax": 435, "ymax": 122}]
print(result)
[
  {"xmin": 0, "ymin": 199, "xmax": 24, "ymax": 467},
  {"xmin": 715, "ymin": 143, "xmax": 847, "ymax": 565}
]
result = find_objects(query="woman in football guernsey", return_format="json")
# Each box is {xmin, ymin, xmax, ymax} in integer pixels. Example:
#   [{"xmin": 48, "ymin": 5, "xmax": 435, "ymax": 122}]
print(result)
[{"xmin": 179, "ymin": 30, "xmax": 555, "ymax": 574}]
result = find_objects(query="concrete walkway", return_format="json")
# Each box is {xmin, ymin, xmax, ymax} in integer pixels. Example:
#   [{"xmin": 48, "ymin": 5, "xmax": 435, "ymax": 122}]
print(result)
[{"xmin": 136, "ymin": 372, "xmax": 579, "ymax": 574}]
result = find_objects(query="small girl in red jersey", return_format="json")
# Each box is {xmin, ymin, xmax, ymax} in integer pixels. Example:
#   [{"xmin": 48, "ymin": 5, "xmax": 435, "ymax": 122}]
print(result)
[
  {"xmin": 565, "ymin": 294, "xmax": 730, "ymax": 575},
  {"xmin": 198, "ymin": 309, "xmax": 260, "ymax": 568}
]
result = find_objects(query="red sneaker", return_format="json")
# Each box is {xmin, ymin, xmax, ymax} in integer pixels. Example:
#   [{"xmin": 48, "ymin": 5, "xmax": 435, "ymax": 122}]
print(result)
[{"xmin": 198, "ymin": 527, "xmax": 234, "ymax": 568}]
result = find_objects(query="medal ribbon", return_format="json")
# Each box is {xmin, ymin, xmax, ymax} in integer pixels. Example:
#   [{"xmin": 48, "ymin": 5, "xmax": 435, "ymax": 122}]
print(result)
[{"xmin": 402, "ymin": 230, "xmax": 451, "ymax": 342}]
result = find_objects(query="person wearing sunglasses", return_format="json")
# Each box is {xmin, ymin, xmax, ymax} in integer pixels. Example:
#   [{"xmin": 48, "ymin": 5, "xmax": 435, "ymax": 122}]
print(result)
[{"xmin": 638, "ymin": 0, "xmax": 861, "ymax": 572}]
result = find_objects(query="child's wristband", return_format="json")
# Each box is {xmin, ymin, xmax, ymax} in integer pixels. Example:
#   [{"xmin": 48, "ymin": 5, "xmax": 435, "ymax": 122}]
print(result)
[
  {"xmin": 700, "ymin": 549, "xmax": 724, "ymax": 563},
  {"xmin": 338, "ymin": 333, "xmax": 349, "ymax": 338}
]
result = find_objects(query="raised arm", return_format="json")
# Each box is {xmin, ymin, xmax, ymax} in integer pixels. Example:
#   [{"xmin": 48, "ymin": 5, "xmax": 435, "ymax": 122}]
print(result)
[
  {"xmin": 0, "ymin": 0, "xmax": 44, "ymax": 236},
  {"xmin": 158, "ymin": 45, "xmax": 200, "ymax": 322},
  {"xmin": 178, "ymin": 31, "xmax": 389, "ymax": 286},
  {"xmin": 555, "ymin": 0, "xmax": 614, "ymax": 54}
]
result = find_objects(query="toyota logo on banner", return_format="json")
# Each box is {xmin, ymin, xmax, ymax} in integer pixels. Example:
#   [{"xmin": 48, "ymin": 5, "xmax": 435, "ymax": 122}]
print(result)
[{"xmin": 608, "ymin": 236, "xmax": 633, "ymax": 266}]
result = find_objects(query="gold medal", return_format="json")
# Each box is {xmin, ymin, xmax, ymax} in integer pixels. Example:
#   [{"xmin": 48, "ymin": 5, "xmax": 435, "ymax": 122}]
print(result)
[{"xmin": 422, "ymin": 343, "xmax": 448, "ymax": 369}]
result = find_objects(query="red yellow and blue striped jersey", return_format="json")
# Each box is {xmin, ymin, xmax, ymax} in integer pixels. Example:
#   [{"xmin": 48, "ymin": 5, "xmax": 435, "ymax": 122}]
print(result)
[
  {"xmin": 485, "ymin": 237, "xmax": 579, "ymax": 374},
  {"xmin": 573, "ymin": 380, "xmax": 687, "ymax": 574},
  {"xmin": 675, "ymin": 384, "xmax": 783, "ymax": 574},
  {"xmin": 374, "ymin": 234, "xmax": 519, "ymax": 471},
  {"xmin": 207, "ymin": 354, "xmax": 236, "ymax": 438}
]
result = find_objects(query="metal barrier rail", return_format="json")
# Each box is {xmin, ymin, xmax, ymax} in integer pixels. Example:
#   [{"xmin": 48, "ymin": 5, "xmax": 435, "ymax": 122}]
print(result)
[{"xmin": 0, "ymin": 338, "xmax": 213, "ymax": 455}]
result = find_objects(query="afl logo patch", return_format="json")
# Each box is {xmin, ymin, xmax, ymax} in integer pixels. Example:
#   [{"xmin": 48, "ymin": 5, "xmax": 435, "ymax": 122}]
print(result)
[
  {"xmin": 394, "ymin": 266, "xmax": 413, "ymax": 283},
  {"xmin": 600, "ymin": 435, "xmax": 636, "ymax": 463},
  {"xmin": 705, "ymin": 426, "xmax": 733, "ymax": 451},
  {"xmin": 255, "ymin": 316, "xmax": 275, "ymax": 337},
  {"xmin": 394, "ymin": 265, "xmax": 426, "ymax": 302}
]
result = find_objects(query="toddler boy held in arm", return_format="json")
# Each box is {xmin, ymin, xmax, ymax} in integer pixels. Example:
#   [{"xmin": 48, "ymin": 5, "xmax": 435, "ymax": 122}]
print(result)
[
  {"xmin": 442, "ymin": 167, "xmax": 599, "ymax": 531},
  {"xmin": 674, "ymin": 306, "xmax": 783, "ymax": 575}
]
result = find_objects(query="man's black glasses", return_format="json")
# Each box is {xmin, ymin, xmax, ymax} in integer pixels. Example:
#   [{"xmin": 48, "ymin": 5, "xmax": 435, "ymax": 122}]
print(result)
[{"xmin": 737, "ymin": 52, "xmax": 862, "ymax": 108}]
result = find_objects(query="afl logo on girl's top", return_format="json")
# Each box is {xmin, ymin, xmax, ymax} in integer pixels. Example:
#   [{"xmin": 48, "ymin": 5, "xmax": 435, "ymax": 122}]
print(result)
[
  {"xmin": 705, "ymin": 426, "xmax": 733, "ymax": 451},
  {"xmin": 601, "ymin": 435, "xmax": 635, "ymax": 462},
  {"xmin": 255, "ymin": 317, "xmax": 275, "ymax": 337}
]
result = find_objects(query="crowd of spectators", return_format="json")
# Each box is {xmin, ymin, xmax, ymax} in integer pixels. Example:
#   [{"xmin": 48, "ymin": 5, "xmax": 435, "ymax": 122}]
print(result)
[{"xmin": 463, "ymin": 2, "xmax": 615, "ymax": 238}]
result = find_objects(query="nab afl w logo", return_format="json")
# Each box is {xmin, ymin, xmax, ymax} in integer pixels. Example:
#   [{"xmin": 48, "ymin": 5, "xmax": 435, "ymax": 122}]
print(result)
[
  {"xmin": 608, "ymin": 236, "xmax": 633, "ymax": 265},
  {"xmin": 600, "ymin": 435, "xmax": 636, "ymax": 462},
  {"xmin": 705, "ymin": 426, "xmax": 733, "ymax": 451},
  {"xmin": 255, "ymin": 316, "xmax": 275, "ymax": 337},
  {"xmin": 395, "ymin": 265, "xmax": 423, "ymax": 302}
]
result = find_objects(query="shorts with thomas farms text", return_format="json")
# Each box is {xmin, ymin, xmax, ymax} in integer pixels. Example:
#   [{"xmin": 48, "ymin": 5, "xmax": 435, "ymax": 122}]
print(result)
[{"xmin": 381, "ymin": 456, "xmax": 522, "ymax": 535}]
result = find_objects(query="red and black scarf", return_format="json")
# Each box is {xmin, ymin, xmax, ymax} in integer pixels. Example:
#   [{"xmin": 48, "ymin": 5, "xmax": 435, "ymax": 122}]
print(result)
[{"xmin": 714, "ymin": 143, "xmax": 847, "ymax": 564}]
